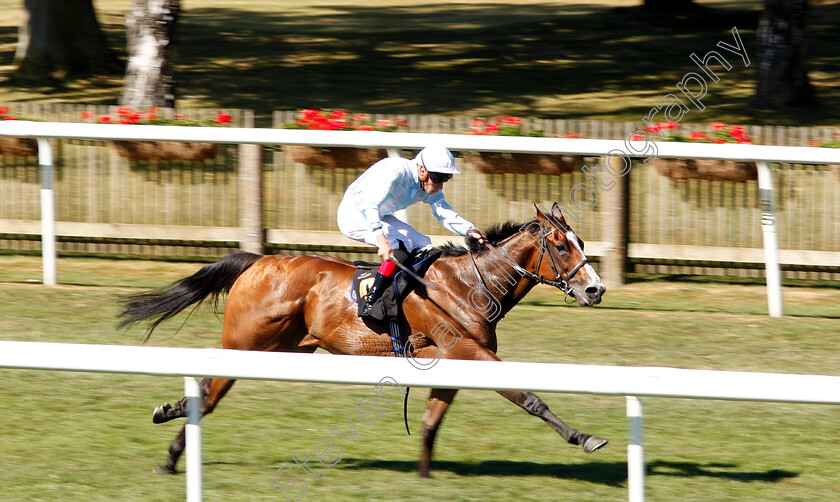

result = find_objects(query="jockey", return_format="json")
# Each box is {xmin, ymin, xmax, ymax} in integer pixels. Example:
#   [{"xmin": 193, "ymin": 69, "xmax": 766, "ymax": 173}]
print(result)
[{"xmin": 337, "ymin": 144, "xmax": 486, "ymax": 316}]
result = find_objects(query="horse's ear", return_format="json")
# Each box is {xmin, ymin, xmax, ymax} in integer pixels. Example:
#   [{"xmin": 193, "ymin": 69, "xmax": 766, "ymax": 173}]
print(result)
[
  {"xmin": 551, "ymin": 202, "xmax": 568, "ymax": 225},
  {"xmin": 533, "ymin": 202, "xmax": 551, "ymax": 222}
]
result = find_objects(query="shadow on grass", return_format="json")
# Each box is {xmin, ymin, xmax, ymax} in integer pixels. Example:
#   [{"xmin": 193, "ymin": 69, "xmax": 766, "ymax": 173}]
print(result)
[
  {"xmin": 6, "ymin": 2, "xmax": 839, "ymax": 126},
  {"xmin": 648, "ymin": 460, "xmax": 798, "ymax": 483},
  {"xmin": 335, "ymin": 457, "xmax": 798, "ymax": 485},
  {"xmin": 337, "ymin": 458, "xmax": 627, "ymax": 486}
]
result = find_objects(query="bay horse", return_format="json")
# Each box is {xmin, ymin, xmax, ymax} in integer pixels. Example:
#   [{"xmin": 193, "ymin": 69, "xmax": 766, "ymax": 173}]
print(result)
[{"xmin": 118, "ymin": 203, "xmax": 608, "ymax": 477}]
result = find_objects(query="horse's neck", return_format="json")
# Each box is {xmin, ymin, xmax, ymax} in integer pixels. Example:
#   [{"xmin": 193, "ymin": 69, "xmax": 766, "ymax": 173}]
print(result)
[{"xmin": 471, "ymin": 232, "xmax": 540, "ymax": 316}]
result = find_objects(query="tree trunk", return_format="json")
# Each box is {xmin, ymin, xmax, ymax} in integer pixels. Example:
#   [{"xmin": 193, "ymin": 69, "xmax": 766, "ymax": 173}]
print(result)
[
  {"xmin": 755, "ymin": 0, "xmax": 815, "ymax": 109},
  {"xmin": 14, "ymin": 0, "xmax": 122, "ymax": 79},
  {"xmin": 121, "ymin": 0, "xmax": 181, "ymax": 109}
]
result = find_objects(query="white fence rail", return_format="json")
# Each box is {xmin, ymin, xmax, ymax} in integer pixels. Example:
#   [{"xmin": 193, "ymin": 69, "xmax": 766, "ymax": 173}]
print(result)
[
  {"xmin": 2, "ymin": 121, "xmax": 840, "ymax": 316},
  {"xmin": 1, "ymin": 341, "xmax": 839, "ymax": 502}
]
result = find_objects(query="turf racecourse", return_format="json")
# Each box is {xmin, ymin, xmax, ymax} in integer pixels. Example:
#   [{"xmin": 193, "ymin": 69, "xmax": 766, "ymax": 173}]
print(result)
[{"xmin": 1, "ymin": 255, "xmax": 839, "ymax": 501}]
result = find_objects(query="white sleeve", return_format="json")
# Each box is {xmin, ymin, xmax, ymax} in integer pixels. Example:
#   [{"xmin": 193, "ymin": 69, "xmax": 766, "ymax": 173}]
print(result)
[{"xmin": 426, "ymin": 192, "xmax": 475, "ymax": 236}]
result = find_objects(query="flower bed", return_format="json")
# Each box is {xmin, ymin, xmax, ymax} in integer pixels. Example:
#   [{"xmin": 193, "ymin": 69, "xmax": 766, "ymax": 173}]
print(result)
[
  {"xmin": 640, "ymin": 122, "xmax": 757, "ymax": 182},
  {"xmin": 281, "ymin": 109, "xmax": 407, "ymax": 168},
  {"xmin": 461, "ymin": 116, "xmax": 585, "ymax": 175},
  {"xmin": 0, "ymin": 107, "xmax": 38, "ymax": 157},
  {"xmin": 81, "ymin": 107, "xmax": 232, "ymax": 162}
]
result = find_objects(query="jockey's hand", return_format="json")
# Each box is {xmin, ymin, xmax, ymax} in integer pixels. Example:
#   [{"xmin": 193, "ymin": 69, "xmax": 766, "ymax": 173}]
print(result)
[
  {"xmin": 375, "ymin": 233, "xmax": 394, "ymax": 262},
  {"xmin": 468, "ymin": 228, "xmax": 487, "ymax": 245}
]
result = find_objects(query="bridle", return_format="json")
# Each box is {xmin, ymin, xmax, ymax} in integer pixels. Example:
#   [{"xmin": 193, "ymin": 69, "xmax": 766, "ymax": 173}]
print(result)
[{"xmin": 468, "ymin": 217, "xmax": 590, "ymax": 303}]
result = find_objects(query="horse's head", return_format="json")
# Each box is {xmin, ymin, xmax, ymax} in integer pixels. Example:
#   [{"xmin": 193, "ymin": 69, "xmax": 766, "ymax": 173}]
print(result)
[{"xmin": 524, "ymin": 203, "xmax": 606, "ymax": 306}]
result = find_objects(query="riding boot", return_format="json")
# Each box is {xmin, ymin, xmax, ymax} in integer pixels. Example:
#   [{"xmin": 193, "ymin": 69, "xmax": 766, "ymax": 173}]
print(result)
[{"xmin": 360, "ymin": 270, "xmax": 392, "ymax": 317}]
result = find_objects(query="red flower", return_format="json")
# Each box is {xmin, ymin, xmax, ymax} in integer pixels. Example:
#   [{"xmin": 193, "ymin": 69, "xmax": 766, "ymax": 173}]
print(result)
[
  {"xmin": 375, "ymin": 119, "xmax": 393, "ymax": 128},
  {"xmin": 0, "ymin": 106, "xmax": 8, "ymax": 116},
  {"xmin": 98, "ymin": 116, "xmax": 113, "ymax": 123},
  {"xmin": 215, "ymin": 113, "xmax": 233, "ymax": 124},
  {"xmin": 631, "ymin": 133, "xmax": 644, "ymax": 141},
  {"xmin": 501, "ymin": 116, "xmax": 522, "ymax": 125},
  {"xmin": 712, "ymin": 139, "xmax": 726, "ymax": 144},
  {"xmin": 688, "ymin": 131, "xmax": 709, "ymax": 141},
  {"xmin": 81, "ymin": 111, "xmax": 94, "ymax": 120},
  {"xmin": 565, "ymin": 133, "xmax": 580, "ymax": 139},
  {"xmin": 328, "ymin": 110, "xmax": 347, "ymax": 120},
  {"xmin": 485, "ymin": 123, "xmax": 499, "ymax": 134},
  {"xmin": 727, "ymin": 125, "xmax": 745, "ymax": 138},
  {"xmin": 710, "ymin": 122, "xmax": 726, "ymax": 131},
  {"xmin": 356, "ymin": 125, "xmax": 375, "ymax": 131},
  {"xmin": 470, "ymin": 118, "xmax": 486, "ymax": 130},
  {"xmin": 174, "ymin": 114, "xmax": 185, "ymax": 120},
  {"xmin": 3, "ymin": 116, "xmax": 18, "ymax": 120},
  {"xmin": 810, "ymin": 141, "xmax": 820, "ymax": 147},
  {"xmin": 644, "ymin": 125, "xmax": 662, "ymax": 134},
  {"xmin": 116, "ymin": 106, "xmax": 131, "ymax": 117}
]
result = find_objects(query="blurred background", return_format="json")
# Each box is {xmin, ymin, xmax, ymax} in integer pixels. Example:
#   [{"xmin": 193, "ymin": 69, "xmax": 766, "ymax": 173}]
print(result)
[{"xmin": 1, "ymin": 1, "xmax": 839, "ymax": 501}]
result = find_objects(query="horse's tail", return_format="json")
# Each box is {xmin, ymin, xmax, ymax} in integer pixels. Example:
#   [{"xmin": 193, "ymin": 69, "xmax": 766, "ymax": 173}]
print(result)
[{"xmin": 118, "ymin": 251, "xmax": 264, "ymax": 341}]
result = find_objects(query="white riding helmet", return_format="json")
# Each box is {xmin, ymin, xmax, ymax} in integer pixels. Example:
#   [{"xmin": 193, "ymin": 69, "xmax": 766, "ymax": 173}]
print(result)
[{"xmin": 415, "ymin": 145, "xmax": 460, "ymax": 174}]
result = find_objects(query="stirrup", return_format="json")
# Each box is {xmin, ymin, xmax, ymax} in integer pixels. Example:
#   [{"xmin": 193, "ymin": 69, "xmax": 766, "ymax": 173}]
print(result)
[{"xmin": 360, "ymin": 299, "xmax": 376, "ymax": 317}]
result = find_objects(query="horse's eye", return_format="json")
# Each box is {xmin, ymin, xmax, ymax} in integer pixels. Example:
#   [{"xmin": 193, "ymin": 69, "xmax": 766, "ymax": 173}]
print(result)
[{"xmin": 557, "ymin": 242, "xmax": 568, "ymax": 253}]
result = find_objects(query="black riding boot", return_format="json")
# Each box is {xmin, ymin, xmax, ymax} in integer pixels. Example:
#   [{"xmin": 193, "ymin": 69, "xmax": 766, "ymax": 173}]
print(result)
[{"xmin": 360, "ymin": 272, "xmax": 391, "ymax": 317}]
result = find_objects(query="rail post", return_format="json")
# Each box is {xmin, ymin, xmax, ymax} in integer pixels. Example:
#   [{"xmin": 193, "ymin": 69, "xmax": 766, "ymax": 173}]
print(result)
[
  {"xmin": 37, "ymin": 137, "xmax": 56, "ymax": 286},
  {"xmin": 626, "ymin": 396, "xmax": 645, "ymax": 502},
  {"xmin": 756, "ymin": 161, "xmax": 783, "ymax": 317},
  {"xmin": 185, "ymin": 377, "xmax": 203, "ymax": 502}
]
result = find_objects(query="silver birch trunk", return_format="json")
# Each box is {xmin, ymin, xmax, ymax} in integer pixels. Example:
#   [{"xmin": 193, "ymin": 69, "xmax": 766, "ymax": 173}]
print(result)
[{"xmin": 121, "ymin": 0, "xmax": 181, "ymax": 108}]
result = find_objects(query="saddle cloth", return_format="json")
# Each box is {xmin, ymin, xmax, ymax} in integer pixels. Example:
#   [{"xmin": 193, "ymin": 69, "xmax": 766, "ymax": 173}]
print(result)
[{"xmin": 349, "ymin": 248, "xmax": 442, "ymax": 323}]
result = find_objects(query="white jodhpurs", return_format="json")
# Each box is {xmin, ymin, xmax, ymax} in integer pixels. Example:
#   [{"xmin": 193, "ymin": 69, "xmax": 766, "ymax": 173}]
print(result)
[{"xmin": 337, "ymin": 200, "xmax": 432, "ymax": 253}]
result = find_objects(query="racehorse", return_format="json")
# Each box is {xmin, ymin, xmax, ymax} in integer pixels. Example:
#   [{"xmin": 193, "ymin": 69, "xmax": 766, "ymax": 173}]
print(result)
[{"xmin": 118, "ymin": 203, "xmax": 608, "ymax": 477}]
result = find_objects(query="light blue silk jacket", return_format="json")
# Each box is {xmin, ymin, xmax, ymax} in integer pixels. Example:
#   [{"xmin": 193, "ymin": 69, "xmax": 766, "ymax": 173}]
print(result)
[{"xmin": 341, "ymin": 157, "xmax": 475, "ymax": 237}]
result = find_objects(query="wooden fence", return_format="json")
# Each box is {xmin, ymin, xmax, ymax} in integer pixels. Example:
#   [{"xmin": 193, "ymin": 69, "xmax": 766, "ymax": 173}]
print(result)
[{"xmin": 2, "ymin": 104, "xmax": 839, "ymax": 279}]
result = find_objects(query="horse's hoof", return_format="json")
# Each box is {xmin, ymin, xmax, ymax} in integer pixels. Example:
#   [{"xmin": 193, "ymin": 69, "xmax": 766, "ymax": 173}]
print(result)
[
  {"xmin": 582, "ymin": 436, "xmax": 608, "ymax": 453},
  {"xmin": 154, "ymin": 464, "xmax": 178, "ymax": 475},
  {"xmin": 152, "ymin": 403, "xmax": 172, "ymax": 424}
]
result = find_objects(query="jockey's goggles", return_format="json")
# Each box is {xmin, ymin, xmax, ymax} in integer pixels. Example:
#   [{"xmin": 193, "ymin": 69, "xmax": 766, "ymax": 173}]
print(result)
[{"xmin": 428, "ymin": 171, "xmax": 453, "ymax": 183}]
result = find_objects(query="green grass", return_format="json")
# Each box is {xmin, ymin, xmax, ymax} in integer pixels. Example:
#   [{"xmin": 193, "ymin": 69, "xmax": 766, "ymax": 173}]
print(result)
[
  {"xmin": 1, "ymin": 255, "xmax": 839, "ymax": 501},
  {"xmin": 1, "ymin": 1, "xmax": 838, "ymax": 127}
]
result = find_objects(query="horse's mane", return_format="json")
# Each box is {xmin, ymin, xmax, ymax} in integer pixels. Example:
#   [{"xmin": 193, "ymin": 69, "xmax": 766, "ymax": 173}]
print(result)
[{"xmin": 438, "ymin": 220, "xmax": 537, "ymax": 257}]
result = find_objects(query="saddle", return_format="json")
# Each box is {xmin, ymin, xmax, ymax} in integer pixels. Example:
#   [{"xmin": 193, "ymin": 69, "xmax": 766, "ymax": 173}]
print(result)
[
  {"xmin": 351, "ymin": 248, "xmax": 441, "ymax": 356},
  {"xmin": 352, "ymin": 247, "xmax": 441, "ymax": 322}
]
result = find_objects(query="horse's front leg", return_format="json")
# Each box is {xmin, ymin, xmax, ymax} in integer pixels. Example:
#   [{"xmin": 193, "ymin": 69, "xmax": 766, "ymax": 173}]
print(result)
[
  {"xmin": 419, "ymin": 387, "xmax": 458, "ymax": 478},
  {"xmin": 496, "ymin": 390, "xmax": 608, "ymax": 453}
]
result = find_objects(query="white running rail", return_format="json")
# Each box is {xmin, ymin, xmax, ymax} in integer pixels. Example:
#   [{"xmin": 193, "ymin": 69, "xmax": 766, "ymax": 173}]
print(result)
[{"xmin": 1, "ymin": 341, "xmax": 839, "ymax": 501}]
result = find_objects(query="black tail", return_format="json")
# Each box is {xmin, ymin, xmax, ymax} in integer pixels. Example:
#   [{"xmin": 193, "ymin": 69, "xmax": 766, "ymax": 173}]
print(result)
[{"xmin": 118, "ymin": 251, "xmax": 263, "ymax": 341}]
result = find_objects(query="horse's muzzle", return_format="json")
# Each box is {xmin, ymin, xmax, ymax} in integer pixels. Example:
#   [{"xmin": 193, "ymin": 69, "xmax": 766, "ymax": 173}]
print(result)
[{"xmin": 579, "ymin": 283, "xmax": 605, "ymax": 306}]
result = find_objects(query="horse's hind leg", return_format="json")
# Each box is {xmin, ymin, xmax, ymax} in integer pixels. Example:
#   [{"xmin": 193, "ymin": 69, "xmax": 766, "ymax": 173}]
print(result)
[
  {"xmin": 154, "ymin": 377, "xmax": 236, "ymax": 474},
  {"xmin": 497, "ymin": 390, "xmax": 608, "ymax": 454}
]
